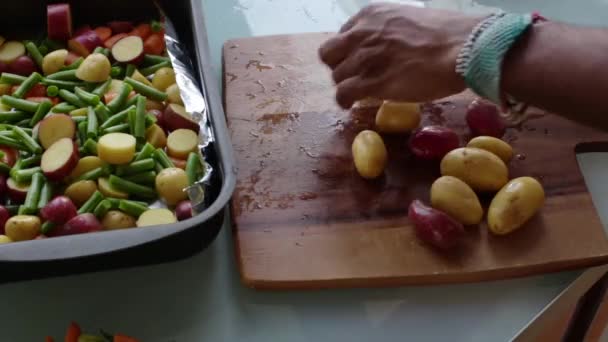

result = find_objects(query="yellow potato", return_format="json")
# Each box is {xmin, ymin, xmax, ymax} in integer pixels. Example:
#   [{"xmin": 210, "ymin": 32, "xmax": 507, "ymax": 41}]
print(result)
[
  {"xmin": 155, "ymin": 167, "xmax": 189, "ymax": 205},
  {"xmin": 42, "ymin": 49, "xmax": 68, "ymax": 75},
  {"xmin": 0, "ymin": 84, "xmax": 11, "ymax": 96},
  {"xmin": 166, "ymin": 129, "xmax": 198, "ymax": 159},
  {"xmin": 152, "ymin": 67, "xmax": 176, "ymax": 91},
  {"xmin": 137, "ymin": 208, "xmax": 177, "ymax": 227},
  {"xmin": 352, "ymin": 130, "xmax": 387, "ymax": 179},
  {"xmin": 76, "ymin": 53, "xmax": 111, "ymax": 83},
  {"xmin": 146, "ymin": 124, "xmax": 167, "ymax": 148},
  {"xmin": 97, "ymin": 133, "xmax": 136, "ymax": 165},
  {"xmin": 65, "ymin": 180, "xmax": 98, "ymax": 206},
  {"xmin": 440, "ymin": 147, "xmax": 508, "ymax": 192},
  {"xmin": 375, "ymin": 101, "xmax": 421, "ymax": 133},
  {"xmin": 98, "ymin": 177, "xmax": 128, "ymax": 199},
  {"xmin": 430, "ymin": 176, "xmax": 483, "ymax": 225},
  {"xmin": 166, "ymin": 84, "xmax": 184, "ymax": 105},
  {"xmin": 0, "ymin": 235, "xmax": 12, "ymax": 244},
  {"xmin": 488, "ymin": 177, "xmax": 545, "ymax": 235},
  {"xmin": 0, "ymin": 41, "xmax": 25, "ymax": 63},
  {"xmin": 146, "ymin": 99, "xmax": 166, "ymax": 111},
  {"xmin": 132, "ymin": 70, "xmax": 153, "ymax": 87},
  {"xmin": 108, "ymin": 79, "xmax": 124, "ymax": 94},
  {"xmin": 69, "ymin": 156, "xmax": 105, "ymax": 181},
  {"xmin": 467, "ymin": 136, "xmax": 513, "ymax": 163},
  {"xmin": 102, "ymin": 210, "xmax": 137, "ymax": 230},
  {"xmin": 5, "ymin": 215, "xmax": 40, "ymax": 241}
]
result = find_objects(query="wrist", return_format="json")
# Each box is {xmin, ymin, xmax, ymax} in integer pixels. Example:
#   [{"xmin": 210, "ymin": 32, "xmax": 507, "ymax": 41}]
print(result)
[{"xmin": 444, "ymin": 16, "xmax": 484, "ymax": 94}]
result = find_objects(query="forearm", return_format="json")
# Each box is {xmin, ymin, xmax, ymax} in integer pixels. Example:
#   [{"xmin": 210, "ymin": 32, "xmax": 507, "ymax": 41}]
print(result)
[{"xmin": 502, "ymin": 21, "xmax": 608, "ymax": 128}]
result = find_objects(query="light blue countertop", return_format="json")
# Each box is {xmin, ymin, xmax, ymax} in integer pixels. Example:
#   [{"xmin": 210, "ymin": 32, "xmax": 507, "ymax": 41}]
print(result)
[{"xmin": 1, "ymin": 0, "xmax": 607, "ymax": 341}]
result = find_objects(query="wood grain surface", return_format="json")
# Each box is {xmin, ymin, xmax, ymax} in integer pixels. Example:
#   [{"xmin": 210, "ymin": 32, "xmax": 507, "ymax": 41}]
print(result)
[{"xmin": 223, "ymin": 32, "xmax": 608, "ymax": 290}]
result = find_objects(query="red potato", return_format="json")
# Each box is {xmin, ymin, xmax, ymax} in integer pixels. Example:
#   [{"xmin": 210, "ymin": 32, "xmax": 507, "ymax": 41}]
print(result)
[
  {"xmin": 6, "ymin": 178, "xmax": 29, "ymax": 203},
  {"xmin": 0, "ymin": 146, "xmax": 18, "ymax": 167},
  {"xmin": 164, "ymin": 104, "xmax": 200, "ymax": 133},
  {"xmin": 108, "ymin": 21, "xmax": 134, "ymax": 34},
  {"xmin": 8, "ymin": 56, "xmax": 37, "ymax": 76},
  {"xmin": 54, "ymin": 213, "xmax": 102, "ymax": 236},
  {"xmin": 38, "ymin": 114, "xmax": 76, "ymax": 149},
  {"xmin": 0, "ymin": 41, "xmax": 25, "ymax": 64},
  {"xmin": 148, "ymin": 109, "xmax": 164, "ymax": 128},
  {"xmin": 104, "ymin": 33, "xmax": 128, "ymax": 49},
  {"xmin": 65, "ymin": 52, "xmax": 80, "ymax": 66},
  {"xmin": 175, "ymin": 200, "xmax": 193, "ymax": 221},
  {"xmin": 0, "ymin": 174, "xmax": 7, "ymax": 200},
  {"xmin": 409, "ymin": 126, "xmax": 460, "ymax": 160},
  {"xmin": 466, "ymin": 99, "xmax": 506, "ymax": 138},
  {"xmin": 47, "ymin": 4, "xmax": 73, "ymax": 41},
  {"xmin": 408, "ymin": 200, "xmax": 465, "ymax": 250},
  {"xmin": 94, "ymin": 27, "xmax": 112, "ymax": 41},
  {"xmin": 68, "ymin": 31, "xmax": 103, "ymax": 57},
  {"xmin": 0, "ymin": 61, "xmax": 8, "ymax": 74},
  {"xmin": 111, "ymin": 36, "xmax": 144, "ymax": 64},
  {"xmin": 41, "ymin": 138, "xmax": 79, "ymax": 181},
  {"xmin": 40, "ymin": 196, "xmax": 77, "ymax": 225},
  {"xmin": 24, "ymin": 84, "xmax": 47, "ymax": 98},
  {"xmin": 0, "ymin": 205, "xmax": 9, "ymax": 235},
  {"xmin": 73, "ymin": 25, "xmax": 92, "ymax": 37}
]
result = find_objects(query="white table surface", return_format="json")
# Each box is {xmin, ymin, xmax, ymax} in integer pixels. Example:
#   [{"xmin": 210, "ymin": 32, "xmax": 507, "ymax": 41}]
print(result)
[{"xmin": 1, "ymin": 0, "xmax": 608, "ymax": 341}]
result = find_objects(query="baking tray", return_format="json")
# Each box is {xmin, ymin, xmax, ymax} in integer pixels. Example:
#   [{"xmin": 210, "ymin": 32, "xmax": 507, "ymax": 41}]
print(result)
[{"xmin": 0, "ymin": 0, "xmax": 236, "ymax": 282}]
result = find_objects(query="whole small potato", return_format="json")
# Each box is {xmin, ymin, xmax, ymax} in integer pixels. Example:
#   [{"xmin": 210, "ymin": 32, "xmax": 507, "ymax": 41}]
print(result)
[
  {"xmin": 5, "ymin": 215, "xmax": 41, "ymax": 241},
  {"xmin": 375, "ymin": 101, "xmax": 421, "ymax": 133},
  {"xmin": 166, "ymin": 84, "xmax": 184, "ymax": 105},
  {"xmin": 65, "ymin": 180, "xmax": 98, "ymax": 206},
  {"xmin": 352, "ymin": 130, "xmax": 387, "ymax": 179},
  {"xmin": 467, "ymin": 136, "xmax": 513, "ymax": 163},
  {"xmin": 152, "ymin": 67, "xmax": 176, "ymax": 91},
  {"xmin": 430, "ymin": 176, "xmax": 483, "ymax": 225},
  {"xmin": 409, "ymin": 126, "xmax": 459, "ymax": 160},
  {"xmin": 440, "ymin": 147, "xmax": 508, "ymax": 192},
  {"xmin": 0, "ymin": 235, "xmax": 12, "ymax": 244},
  {"xmin": 408, "ymin": 199, "xmax": 465, "ymax": 250},
  {"xmin": 155, "ymin": 167, "xmax": 189, "ymax": 205},
  {"xmin": 102, "ymin": 210, "xmax": 137, "ymax": 230},
  {"xmin": 488, "ymin": 177, "xmax": 545, "ymax": 235}
]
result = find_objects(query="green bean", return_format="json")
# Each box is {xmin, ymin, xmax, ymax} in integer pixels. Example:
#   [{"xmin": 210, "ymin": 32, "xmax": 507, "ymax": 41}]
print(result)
[
  {"xmin": 5, "ymin": 205, "xmax": 19, "ymax": 216},
  {"xmin": 153, "ymin": 148, "xmax": 174, "ymax": 169},
  {"xmin": 0, "ymin": 111, "xmax": 28, "ymax": 123},
  {"xmin": 124, "ymin": 77, "xmax": 167, "ymax": 101},
  {"xmin": 93, "ymin": 46, "xmax": 105, "ymax": 55},
  {"xmin": 46, "ymin": 85, "xmax": 59, "ymax": 97},
  {"xmin": 134, "ymin": 95, "xmax": 147, "ymax": 139},
  {"xmin": 62, "ymin": 57, "xmax": 83, "ymax": 71},
  {"xmin": 115, "ymin": 158, "xmax": 155, "ymax": 176},
  {"xmin": 58, "ymin": 89, "xmax": 86, "ymax": 108},
  {"xmin": 0, "ymin": 150, "xmax": 4, "ymax": 159},
  {"xmin": 13, "ymin": 72, "xmax": 42, "ymax": 99},
  {"xmin": 109, "ymin": 175, "xmax": 157, "ymax": 199},
  {"xmin": 41, "ymin": 79, "xmax": 83, "ymax": 91},
  {"xmin": 69, "ymin": 107, "xmax": 88, "ymax": 117},
  {"xmin": 9, "ymin": 159, "xmax": 23, "ymax": 179},
  {"xmin": 93, "ymin": 199, "xmax": 112, "ymax": 218},
  {"xmin": 92, "ymin": 79, "xmax": 112, "ymax": 97},
  {"xmin": 13, "ymin": 126, "xmax": 42, "ymax": 154},
  {"xmin": 99, "ymin": 106, "xmax": 133, "ymax": 130},
  {"xmin": 124, "ymin": 170, "xmax": 156, "ymax": 185},
  {"xmin": 76, "ymin": 166, "xmax": 108, "ymax": 182},
  {"xmin": 37, "ymin": 181, "xmax": 53, "ymax": 210},
  {"xmin": 14, "ymin": 167, "xmax": 41, "ymax": 183},
  {"xmin": 14, "ymin": 119, "xmax": 30, "ymax": 127},
  {"xmin": 86, "ymin": 107, "xmax": 98, "ymax": 139},
  {"xmin": 1, "ymin": 95, "xmax": 40, "ymax": 112},
  {"xmin": 0, "ymin": 162, "xmax": 11, "ymax": 174},
  {"xmin": 186, "ymin": 152, "xmax": 203, "ymax": 185},
  {"xmin": 118, "ymin": 200, "xmax": 148, "ymax": 217},
  {"xmin": 72, "ymin": 116, "xmax": 87, "ymax": 125},
  {"xmin": 75, "ymin": 87, "xmax": 100, "ymax": 106},
  {"xmin": 102, "ymin": 123, "xmax": 130, "ymax": 134},
  {"xmin": 143, "ymin": 55, "xmax": 170, "ymax": 66},
  {"xmin": 154, "ymin": 162, "xmax": 164, "ymax": 174},
  {"xmin": 106, "ymin": 197, "xmax": 121, "ymax": 209},
  {"xmin": 21, "ymin": 155, "xmax": 41, "ymax": 168},
  {"xmin": 47, "ymin": 69, "xmax": 79, "ymax": 81},
  {"xmin": 40, "ymin": 221, "xmax": 55, "ymax": 235},
  {"xmin": 30, "ymin": 100, "xmax": 52, "ymax": 126},
  {"xmin": 77, "ymin": 190, "xmax": 104, "ymax": 214},
  {"xmin": 51, "ymin": 102, "xmax": 76, "ymax": 113},
  {"xmin": 78, "ymin": 121, "xmax": 87, "ymax": 143},
  {"xmin": 123, "ymin": 93, "xmax": 141, "ymax": 110},
  {"xmin": 151, "ymin": 20, "xmax": 163, "ymax": 33},
  {"xmin": 23, "ymin": 172, "xmax": 44, "ymax": 213},
  {"xmin": 42, "ymin": 38, "xmax": 65, "ymax": 52},
  {"xmin": 94, "ymin": 103, "xmax": 111, "ymax": 123},
  {"xmin": 140, "ymin": 61, "xmax": 171, "ymax": 76},
  {"xmin": 125, "ymin": 64, "xmax": 136, "ymax": 78},
  {"xmin": 0, "ymin": 73, "xmax": 26, "ymax": 85},
  {"xmin": 83, "ymin": 138, "xmax": 98, "ymax": 155},
  {"xmin": 107, "ymin": 83, "xmax": 133, "ymax": 113},
  {"xmin": 135, "ymin": 143, "xmax": 156, "ymax": 161},
  {"xmin": 110, "ymin": 66, "xmax": 124, "ymax": 79},
  {"xmin": 0, "ymin": 135, "xmax": 25, "ymax": 150},
  {"xmin": 127, "ymin": 106, "xmax": 136, "ymax": 135},
  {"xmin": 25, "ymin": 42, "xmax": 44, "ymax": 68},
  {"xmin": 37, "ymin": 45, "xmax": 48, "ymax": 56}
]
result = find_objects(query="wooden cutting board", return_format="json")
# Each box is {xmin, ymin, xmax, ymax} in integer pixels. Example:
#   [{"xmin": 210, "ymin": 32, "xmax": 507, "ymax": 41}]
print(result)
[{"xmin": 223, "ymin": 32, "xmax": 608, "ymax": 290}]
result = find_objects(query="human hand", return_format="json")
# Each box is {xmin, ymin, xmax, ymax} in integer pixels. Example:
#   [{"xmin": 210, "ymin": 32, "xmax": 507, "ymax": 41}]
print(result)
[{"xmin": 319, "ymin": 3, "xmax": 480, "ymax": 109}]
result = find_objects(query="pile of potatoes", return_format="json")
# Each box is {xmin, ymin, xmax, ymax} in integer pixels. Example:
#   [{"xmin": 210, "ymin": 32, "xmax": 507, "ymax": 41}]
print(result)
[{"xmin": 351, "ymin": 99, "xmax": 545, "ymax": 250}]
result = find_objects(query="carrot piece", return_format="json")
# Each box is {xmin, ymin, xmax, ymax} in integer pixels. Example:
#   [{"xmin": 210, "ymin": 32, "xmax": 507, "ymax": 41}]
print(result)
[
  {"xmin": 104, "ymin": 92, "xmax": 117, "ymax": 104},
  {"xmin": 114, "ymin": 335, "xmax": 139, "ymax": 342},
  {"xmin": 127, "ymin": 91, "xmax": 137, "ymax": 99},
  {"xmin": 45, "ymin": 337, "xmax": 55, "ymax": 342},
  {"xmin": 143, "ymin": 33, "xmax": 165, "ymax": 55},
  {"xmin": 64, "ymin": 322, "xmax": 81, "ymax": 342},
  {"xmin": 26, "ymin": 84, "xmax": 47, "ymax": 98},
  {"xmin": 94, "ymin": 27, "xmax": 113, "ymax": 41},
  {"xmin": 10, "ymin": 85, "xmax": 18, "ymax": 94},
  {"xmin": 129, "ymin": 23, "xmax": 152, "ymax": 40},
  {"xmin": 170, "ymin": 156, "xmax": 187, "ymax": 170},
  {"xmin": 104, "ymin": 34, "xmax": 128, "ymax": 49},
  {"xmin": 26, "ymin": 97, "xmax": 60, "ymax": 106},
  {"xmin": 65, "ymin": 52, "xmax": 81, "ymax": 66}
]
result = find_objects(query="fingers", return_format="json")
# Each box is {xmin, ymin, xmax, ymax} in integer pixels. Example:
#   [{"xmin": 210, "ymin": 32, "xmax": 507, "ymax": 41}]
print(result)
[
  {"xmin": 319, "ymin": 34, "xmax": 352, "ymax": 68},
  {"xmin": 339, "ymin": 9, "xmax": 364, "ymax": 33},
  {"xmin": 331, "ymin": 47, "xmax": 381, "ymax": 84},
  {"xmin": 335, "ymin": 76, "xmax": 379, "ymax": 109}
]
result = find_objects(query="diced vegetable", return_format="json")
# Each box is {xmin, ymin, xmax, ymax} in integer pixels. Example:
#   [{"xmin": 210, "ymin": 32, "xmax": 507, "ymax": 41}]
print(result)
[
  {"xmin": 98, "ymin": 177, "xmax": 128, "ymax": 199},
  {"xmin": 64, "ymin": 180, "xmax": 98, "ymax": 207},
  {"xmin": 6, "ymin": 177, "xmax": 29, "ymax": 203},
  {"xmin": 111, "ymin": 36, "xmax": 144, "ymax": 64},
  {"xmin": 104, "ymin": 33, "xmax": 128, "ymax": 49},
  {"xmin": 5, "ymin": 215, "xmax": 41, "ymax": 241},
  {"xmin": 151, "ymin": 67, "xmax": 175, "ymax": 92},
  {"xmin": 108, "ymin": 21, "xmax": 134, "ymax": 35},
  {"xmin": 155, "ymin": 167, "xmax": 189, "ymax": 205},
  {"xmin": 68, "ymin": 31, "xmax": 103, "ymax": 57},
  {"xmin": 38, "ymin": 114, "xmax": 75, "ymax": 149},
  {"xmin": 75, "ymin": 53, "xmax": 111, "ymax": 83},
  {"xmin": 145, "ymin": 124, "xmax": 167, "ymax": 148},
  {"xmin": 166, "ymin": 84, "xmax": 183, "ymax": 105},
  {"xmin": 94, "ymin": 27, "xmax": 112, "ymax": 41},
  {"xmin": 0, "ymin": 41, "xmax": 26, "ymax": 64},
  {"xmin": 9, "ymin": 56, "xmax": 38, "ymax": 76},
  {"xmin": 175, "ymin": 200, "xmax": 193, "ymax": 221},
  {"xmin": 102, "ymin": 210, "xmax": 136, "ymax": 230},
  {"xmin": 97, "ymin": 133, "xmax": 136, "ymax": 165},
  {"xmin": 144, "ymin": 32, "xmax": 165, "ymax": 56},
  {"xmin": 40, "ymin": 138, "xmax": 79, "ymax": 181},
  {"xmin": 47, "ymin": 4, "xmax": 72, "ymax": 41},
  {"xmin": 136, "ymin": 208, "xmax": 176, "ymax": 227},
  {"xmin": 164, "ymin": 104, "xmax": 199, "ymax": 132},
  {"xmin": 42, "ymin": 49, "xmax": 68, "ymax": 75}
]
